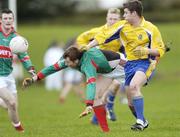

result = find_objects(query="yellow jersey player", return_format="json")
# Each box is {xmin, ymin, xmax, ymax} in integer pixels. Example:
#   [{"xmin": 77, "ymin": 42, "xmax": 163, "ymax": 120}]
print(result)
[{"xmin": 87, "ymin": 0, "xmax": 165, "ymax": 131}]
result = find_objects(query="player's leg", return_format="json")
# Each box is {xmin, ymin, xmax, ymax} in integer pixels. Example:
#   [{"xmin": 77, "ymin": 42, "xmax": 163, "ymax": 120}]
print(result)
[
  {"xmin": 90, "ymin": 114, "xmax": 98, "ymax": 125},
  {"xmin": 127, "ymin": 87, "xmax": 140, "ymax": 122},
  {"xmin": 93, "ymin": 99, "xmax": 109, "ymax": 132},
  {"xmin": 95, "ymin": 76, "xmax": 112, "ymax": 98},
  {"xmin": 0, "ymin": 78, "xmax": 8, "ymax": 109},
  {"xmin": 91, "ymin": 76, "xmax": 112, "ymax": 132},
  {"xmin": 128, "ymin": 71, "xmax": 147, "ymax": 131},
  {"xmin": 92, "ymin": 76, "xmax": 112, "ymax": 124},
  {"xmin": 93, "ymin": 104, "xmax": 109, "ymax": 132},
  {"xmin": 119, "ymin": 84, "xmax": 128, "ymax": 104},
  {"xmin": 102, "ymin": 65, "xmax": 126, "ymax": 121},
  {"xmin": 126, "ymin": 86, "xmax": 137, "ymax": 118},
  {"xmin": 0, "ymin": 75, "xmax": 24, "ymax": 132},
  {"xmin": 102, "ymin": 79, "xmax": 119, "ymax": 121},
  {"xmin": 0, "ymin": 88, "xmax": 24, "ymax": 132}
]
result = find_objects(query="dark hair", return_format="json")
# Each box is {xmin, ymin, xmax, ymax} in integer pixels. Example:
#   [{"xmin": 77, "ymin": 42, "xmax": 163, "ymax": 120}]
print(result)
[
  {"xmin": 123, "ymin": 0, "xmax": 143, "ymax": 17},
  {"xmin": 0, "ymin": 9, "xmax": 13, "ymax": 18},
  {"xmin": 1, "ymin": 9, "xmax": 13, "ymax": 14},
  {"xmin": 63, "ymin": 46, "xmax": 83, "ymax": 61}
]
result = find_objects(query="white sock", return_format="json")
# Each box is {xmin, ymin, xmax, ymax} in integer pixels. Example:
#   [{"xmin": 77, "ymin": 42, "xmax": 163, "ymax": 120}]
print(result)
[{"xmin": 12, "ymin": 121, "xmax": 21, "ymax": 127}]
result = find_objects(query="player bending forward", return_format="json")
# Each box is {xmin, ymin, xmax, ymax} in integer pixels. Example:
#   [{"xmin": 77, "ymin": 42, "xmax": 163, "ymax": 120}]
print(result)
[{"xmin": 23, "ymin": 46, "xmax": 125, "ymax": 132}]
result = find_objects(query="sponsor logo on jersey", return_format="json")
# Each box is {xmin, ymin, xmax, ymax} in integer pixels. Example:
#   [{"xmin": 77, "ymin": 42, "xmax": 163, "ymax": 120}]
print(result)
[
  {"xmin": 0, "ymin": 46, "xmax": 13, "ymax": 58},
  {"xmin": 138, "ymin": 34, "xmax": 143, "ymax": 40}
]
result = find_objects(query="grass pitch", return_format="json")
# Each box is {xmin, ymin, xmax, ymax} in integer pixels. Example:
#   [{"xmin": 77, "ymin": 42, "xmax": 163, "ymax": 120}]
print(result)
[{"xmin": 0, "ymin": 23, "xmax": 180, "ymax": 137}]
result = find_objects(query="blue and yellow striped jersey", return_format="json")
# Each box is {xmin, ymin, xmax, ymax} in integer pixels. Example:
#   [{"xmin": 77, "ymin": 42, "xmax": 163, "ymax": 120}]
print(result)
[
  {"xmin": 76, "ymin": 27, "xmax": 102, "ymax": 48},
  {"xmin": 95, "ymin": 18, "xmax": 165, "ymax": 60},
  {"xmin": 77, "ymin": 21, "xmax": 126, "ymax": 52}
]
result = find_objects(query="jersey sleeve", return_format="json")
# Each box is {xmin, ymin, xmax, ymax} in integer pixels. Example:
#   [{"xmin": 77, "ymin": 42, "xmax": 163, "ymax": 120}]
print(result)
[
  {"xmin": 151, "ymin": 26, "xmax": 165, "ymax": 58},
  {"xmin": 76, "ymin": 27, "xmax": 102, "ymax": 49},
  {"xmin": 37, "ymin": 57, "xmax": 67, "ymax": 80},
  {"xmin": 81, "ymin": 58, "xmax": 97, "ymax": 105},
  {"xmin": 17, "ymin": 52, "xmax": 35, "ymax": 71},
  {"xmin": 94, "ymin": 33, "xmax": 107, "ymax": 45},
  {"xmin": 94, "ymin": 21, "xmax": 125, "ymax": 45}
]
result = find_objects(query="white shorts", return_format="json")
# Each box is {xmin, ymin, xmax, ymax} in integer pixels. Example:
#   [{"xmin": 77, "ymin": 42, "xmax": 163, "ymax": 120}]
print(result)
[
  {"xmin": 0, "ymin": 74, "xmax": 17, "ymax": 94},
  {"xmin": 101, "ymin": 65, "xmax": 125, "ymax": 85}
]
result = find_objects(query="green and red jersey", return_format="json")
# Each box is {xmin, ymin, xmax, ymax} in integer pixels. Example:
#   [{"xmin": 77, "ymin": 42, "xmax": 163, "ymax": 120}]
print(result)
[
  {"xmin": 36, "ymin": 48, "xmax": 114, "ymax": 105},
  {"xmin": 0, "ymin": 26, "xmax": 34, "ymax": 76}
]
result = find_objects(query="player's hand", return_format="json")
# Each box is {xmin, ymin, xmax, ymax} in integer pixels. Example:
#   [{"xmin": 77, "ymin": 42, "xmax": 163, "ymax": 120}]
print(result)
[
  {"xmin": 79, "ymin": 46, "xmax": 87, "ymax": 51},
  {"xmin": 79, "ymin": 45, "xmax": 91, "ymax": 51},
  {"xmin": 85, "ymin": 45, "xmax": 92, "ymax": 50},
  {"xmin": 22, "ymin": 78, "xmax": 33, "ymax": 88},
  {"xmin": 119, "ymin": 53, "xmax": 127, "ymax": 66},
  {"xmin": 22, "ymin": 75, "xmax": 37, "ymax": 89},
  {"xmin": 79, "ymin": 106, "xmax": 93, "ymax": 118},
  {"xmin": 79, "ymin": 44, "xmax": 92, "ymax": 51},
  {"xmin": 133, "ymin": 46, "xmax": 149, "ymax": 57}
]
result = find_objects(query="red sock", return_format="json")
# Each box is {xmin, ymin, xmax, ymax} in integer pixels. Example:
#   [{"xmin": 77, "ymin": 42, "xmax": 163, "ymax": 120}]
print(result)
[
  {"xmin": 93, "ymin": 105, "xmax": 110, "ymax": 132},
  {"xmin": 13, "ymin": 122, "xmax": 24, "ymax": 132}
]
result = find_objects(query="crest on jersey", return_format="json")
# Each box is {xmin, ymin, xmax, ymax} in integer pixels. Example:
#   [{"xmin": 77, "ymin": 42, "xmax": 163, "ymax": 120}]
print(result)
[{"xmin": 138, "ymin": 34, "xmax": 143, "ymax": 40}]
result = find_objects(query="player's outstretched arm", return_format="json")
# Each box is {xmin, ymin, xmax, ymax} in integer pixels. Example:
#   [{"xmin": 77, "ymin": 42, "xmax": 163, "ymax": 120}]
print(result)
[{"xmin": 86, "ymin": 39, "xmax": 99, "ymax": 50}]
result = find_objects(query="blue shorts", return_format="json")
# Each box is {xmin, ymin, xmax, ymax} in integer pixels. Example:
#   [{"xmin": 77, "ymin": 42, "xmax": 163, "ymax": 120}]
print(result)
[{"xmin": 124, "ymin": 59, "xmax": 154, "ymax": 86}]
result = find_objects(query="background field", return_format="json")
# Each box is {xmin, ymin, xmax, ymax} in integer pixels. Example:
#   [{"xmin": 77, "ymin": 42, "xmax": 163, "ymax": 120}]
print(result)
[{"xmin": 0, "ymin": 23, "xmax": 180, "ymax": 137}]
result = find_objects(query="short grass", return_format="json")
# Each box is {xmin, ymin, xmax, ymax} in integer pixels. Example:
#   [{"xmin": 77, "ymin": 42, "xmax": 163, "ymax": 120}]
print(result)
[{"xmin": 0, "ymin": 23, "xmax": 180, "ymax": 137}]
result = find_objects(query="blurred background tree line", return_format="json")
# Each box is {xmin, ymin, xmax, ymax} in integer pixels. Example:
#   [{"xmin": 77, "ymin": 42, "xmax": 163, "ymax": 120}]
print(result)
[{"xmin": 0, "ymin": 0, "xmax": 180, "ymax": 24}]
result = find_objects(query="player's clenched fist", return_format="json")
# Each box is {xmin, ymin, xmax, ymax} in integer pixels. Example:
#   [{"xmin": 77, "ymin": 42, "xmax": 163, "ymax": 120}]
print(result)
[{"xmin": 133, "ymin": 46, "xmax": 149, "ymax": 57}]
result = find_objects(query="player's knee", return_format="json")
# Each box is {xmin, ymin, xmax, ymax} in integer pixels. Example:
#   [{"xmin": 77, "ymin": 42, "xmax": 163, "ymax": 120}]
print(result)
[
  {"xmin": 129, "ymin": 84, "xmax": 136, "ymax": 90},
  {"xmin": 94, "ymin": 98, "xmax": 104, "ymax": 106},
  {"xmin": 129, "ymin": 84, "xmax": 140, "ymax": 93},
  {"xmin": 113, "ymin": 84, "xmax": 120, "ymax": 91},
  {"xmin": 101, "ymin": 97, "xmax": 106, "ymax": 104},
  {"xmin": 112, "ymin": 80, "xmax": 120, "ymax": 91}
]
